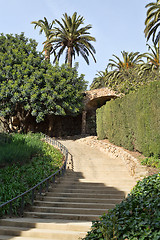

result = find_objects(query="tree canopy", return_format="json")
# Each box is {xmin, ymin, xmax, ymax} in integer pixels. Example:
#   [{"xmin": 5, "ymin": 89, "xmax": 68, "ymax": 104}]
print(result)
[
  {"xmin": 43, "ymin": 12, "xmax": 96, "ymax": 67},
  {"xmin": 144, "ymin": 0, "xmax": 160, "ymax": 44},
  {"xmin": 31, "ymin": 17, "xmax": 55, "ymax": 61},
  {"xmin": 0, "ymin": 33, "xmax": 87, "ymax": 132},
  {"xmin": 90, "ymin": 48, "xmax": 160, "ymax": 94}
]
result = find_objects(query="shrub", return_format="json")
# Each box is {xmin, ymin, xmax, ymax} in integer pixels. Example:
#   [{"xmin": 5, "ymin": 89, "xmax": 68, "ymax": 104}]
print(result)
[
  {"xmin": 0, "ymin": 132, "xmax": 44, "ymax": 165},
  {"xmin": 84, "ymin": 173, "xmax": 160, "ymax": 240},
  {"xmin": 141, "ymin": 156, "xmax": 160, "ymax": 169},
  {"xmin": 0, "ymin": 133, "xmax": 63, "ymax": 216}
]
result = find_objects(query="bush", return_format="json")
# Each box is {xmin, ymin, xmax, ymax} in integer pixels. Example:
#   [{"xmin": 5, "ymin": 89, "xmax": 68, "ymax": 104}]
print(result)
[
  {"xmin": 0, "ymin": 133, "xmax": 44, "ymax": 165},
  {"xmin": 0, "ymin": 133, "xmax": 63, "ymax": 216},
  {"xmin": 141, "ymin": 156, "xmax": 160, "ymax": 169},
  {"xmin": 96, "ymin": 81, "xmax": 160, "ymax": 157},
  {"xmin": 84, "ymin": 173, "xmax": 160, "ymax": 240}
]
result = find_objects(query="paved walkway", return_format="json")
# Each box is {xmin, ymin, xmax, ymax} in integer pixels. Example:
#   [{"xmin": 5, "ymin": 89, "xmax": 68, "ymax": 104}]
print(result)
[{"xmin": 60, "ymin": 139, "xmax": 137, "ymax": 191}]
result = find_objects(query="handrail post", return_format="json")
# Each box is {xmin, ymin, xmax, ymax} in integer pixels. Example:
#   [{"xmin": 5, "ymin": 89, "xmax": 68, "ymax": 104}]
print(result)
[
  {"xmin": 20, "ymin": 195, "xmax": 24, "ymax": 217},
  {"xmin": 9, "ymin": 202, "xmax": 12, "ymax": 218},
  {"xmin": 39, "ymin": 184, "xmax": 42, "ymax": 196},
  {"xmin": 31, "ymin": 189, "xmax": 34, "ymax": 205},
  {"xmin": 52, "ymin": 175, "xmax": 55, "ymax": 183},
  {"xmin": 46, "ymin": 179, "xmax": 49, "ymax": 192}
]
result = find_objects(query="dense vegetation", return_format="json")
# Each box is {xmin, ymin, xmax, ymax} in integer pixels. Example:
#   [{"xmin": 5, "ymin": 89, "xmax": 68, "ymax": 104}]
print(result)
[
  {"xmin": 83, "ymin": 173, "xmax": 160, "ymax": 240},
  {"xmin": 97, "ymin": 80, "xmax": 160, "ymax": 158},
  {"xmin": 90, "ymin": 50, "xmax": 160, "ymax": 94},
  {"xmin": 0, "ymin": 133, "xmax": 63, "ymax": 216},
  {"xmin": 141, "ymin": 156, "xmax": 160, "ymax": 169},
  {"xmin": 0, "ymin": 33, "xmax": 87, "ymax": 133}
]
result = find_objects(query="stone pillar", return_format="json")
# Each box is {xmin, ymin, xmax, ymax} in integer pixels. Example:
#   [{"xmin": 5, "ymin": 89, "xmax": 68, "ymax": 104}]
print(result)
[{"xmin": 81, "ymin": 110, "xmax": 87, "ymax": 135}]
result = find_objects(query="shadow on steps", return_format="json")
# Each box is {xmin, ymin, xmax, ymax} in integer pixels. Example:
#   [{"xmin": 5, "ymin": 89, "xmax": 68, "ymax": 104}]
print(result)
[{"xmin": 0, "ymin": 170, "xmax": 127, "ymax": 240}]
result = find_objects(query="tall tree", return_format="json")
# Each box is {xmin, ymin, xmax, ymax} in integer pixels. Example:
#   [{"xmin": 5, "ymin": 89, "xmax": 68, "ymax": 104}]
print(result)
[
  {"xmin": 45, "ymin": 12, "xmax": 96, "ymax": 67},
  {"xmin": 106, "ymin": 51, "xmax": 143, "ymax": 82},
  {"xmin": 144, "ymin": 0, "xmax": 160, "ymax": 69},
  {"xmin": 140, "ymin": 43, "xmax": 160, "ymax": 73},
  {"xmin": 107, "ymin": 51, "xmax": 143, "ymax": 70},
  {"xmin": 144, "ymin": 0, "xmax": 160, "ymax": 43},
  {"xmin": 0, "ymin": 33, "xmax": 87, "ymax": 133},
  {"xmin": 31, "ymin": 17, "xmax": 55, "ymax": 61},
  {"xmin": 90, "ymin": 70, "xmax": 108, "ymax": 90}
]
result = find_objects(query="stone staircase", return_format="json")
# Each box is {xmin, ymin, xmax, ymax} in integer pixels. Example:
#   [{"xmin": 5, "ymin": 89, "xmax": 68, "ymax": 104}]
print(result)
[
  {"xmin": 0, "ymin": 170, "xmax": 128, "ymax": 240},
  {"xmin": 0, "ymin": 137, "xmax": 138, "ymax": 240}
]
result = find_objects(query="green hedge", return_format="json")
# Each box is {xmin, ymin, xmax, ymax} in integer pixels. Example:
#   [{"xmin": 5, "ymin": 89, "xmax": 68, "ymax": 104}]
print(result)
[{"xmin": 96, "ymin": 81, "xmax": 160, "ymax": 157}]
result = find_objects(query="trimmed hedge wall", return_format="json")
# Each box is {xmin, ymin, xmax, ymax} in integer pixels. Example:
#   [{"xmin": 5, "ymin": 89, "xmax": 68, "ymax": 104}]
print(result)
[{"xmin": 96, "ymin": 81, "xmax": 160, "ymax": 157}]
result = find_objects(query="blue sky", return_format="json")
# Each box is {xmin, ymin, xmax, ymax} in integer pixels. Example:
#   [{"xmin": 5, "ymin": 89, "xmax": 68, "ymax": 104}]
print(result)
[{"xmin": 0, "ymin": 0, "xmax": 152, "ymax": 88}]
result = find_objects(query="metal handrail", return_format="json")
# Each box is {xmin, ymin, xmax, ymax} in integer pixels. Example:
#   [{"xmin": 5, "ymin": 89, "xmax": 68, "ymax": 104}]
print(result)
[{"xmin": 0, "ymin": 134, "xmax": 73, "ymax": 217}]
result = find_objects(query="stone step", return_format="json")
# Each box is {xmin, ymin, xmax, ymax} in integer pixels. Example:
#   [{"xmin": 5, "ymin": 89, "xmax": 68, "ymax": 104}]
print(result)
[
  {"xmin": 0, "ymin": 226, "xmax": 28, "ymax": 236},
  {"xmin": 51, "ymin": 187, "xmax": 125, "ymax": 195},
  {"xmin": 0, "ymin": 226, "xmax": 87, "ymax": 240},
  {"xmin": 63, "ymin": 178, "xmax": 136, "ymax": 185},
  {"xmin": 29, "ymin": 206, "xmax": 108, "ymax": 215},
  {"xmin": 53, "ymin": 182, "xmax": 133, "ymax": 192},
  {"xmin": 0, "ymin": 218, "xmax": 91, "ymax": 232},
  {"xmin": 46, "ymin": 192, "xmax": 124, "ymax": 199},
  {"xmin": 42, "ymin": 196, "xmax": 122, "ymax": 204},
  {"xmin": 0, "ymin": 237, "xmax": 44, "ymax": 240},
  {"xmin": 62, "ymin": 176, "xmax": 133, "ymax": 181},
  {"xmin": 53, "ymin": 182, "xmax": 129, "ymax": 189},
  {"xmin": 34, "ymin": 200, "xmax": 116, "ymax": 209},
  {"xmin": 24, "ymin": 211, "xmax": 101, "ymax": 221},
  {"xmin": 0, "ymin": 237, "xmax": 84, "ymax": 240}
]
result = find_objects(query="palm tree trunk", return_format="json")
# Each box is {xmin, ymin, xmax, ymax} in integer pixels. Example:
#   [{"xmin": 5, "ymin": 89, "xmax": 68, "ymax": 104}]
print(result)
[
  {"xmin": 44, "ymin": 42, "xmax": 50, "ymax": 61},
  {"xmin": 45, "ymin": 50, "xmax": 50, "ymax": 61},
  {"xmin": 68, "ymin": 47, "xmax": 73, "ymax": 67}
]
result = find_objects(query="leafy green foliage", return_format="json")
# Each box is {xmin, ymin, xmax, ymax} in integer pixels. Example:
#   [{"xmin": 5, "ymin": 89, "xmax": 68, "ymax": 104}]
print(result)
[
  {"xmin": 0, "ymin": 132, "xmax": 44, "ymax": 165},
  {"xmin": 96, "ymin": 81, "xmax": 160, "ymax": 157},
  {"xmin": 0, "ymin": 133, "xmax": 63, "ymax": 216},
  {"xmin": 90, "ymin": 70, "xmax": 108, "ymax": 90},
  {"xmin": 141, "ymin": 156, "xmax": 160, "ymax": 169},
  {"xmin": 106, "ymin": 66, "xmax": 160, "ymax": 94},
  {"xmin": 90, "ymin": 45, "xmax": 160, "ymax": 95},
  {"xmin": 144, "ymin": 0, "xmax": 160, "ymax": 43},
  {"xmin": 0, "ymin": 33, "xmax": 87, "ymax": 132},
  {"xmin": 31, "ymin": 17, "xmax": 55, "ymax": 61},
  {"xmin": 107, "ymin": 51, "xmax": 144, "ymax": 70},
  {"xmin": 45, "ymin": 12, "xmax": 96, "ymax": 67},
  {"xmin": 91, "ymin": 64, "xmax": 160, "ymax": 94},
  {"xmin": 83, "ymin": 173, "xmax": 160, "ymax": 240}
]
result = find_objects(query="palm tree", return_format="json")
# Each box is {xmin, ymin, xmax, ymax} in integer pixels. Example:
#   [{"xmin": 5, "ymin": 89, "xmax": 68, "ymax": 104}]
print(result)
[
  {"xmin": 106, "ymin": 51, "xmax": 143, "ymax": 82},
  {"xmin": 45, "ymin": 12, "xmax": 96, "ymax": 67},
  {"xmin": 144, "ymin": 0, "xmax": 160, "ymax": 43},
  {"xmin": 138, "ymin": 43, "xmax": 160, "ymax": 75},
  {"xmin": 31, "ymin": 17, "xmax": 55, "ymax": 61},
  {"xmin": 107, "ymin": 51, "xmax": 143, "ymax": 70},
  {"xmin": 90, "ymin": 70, "xmax": 108, "ymax": 89},
  {"xmin": 144, "ymin": 0, "xmax": 160, "ymax": 67},
  {"xmin": 145, "ymin": 43, "xmax": 159, "ymax": 67}
]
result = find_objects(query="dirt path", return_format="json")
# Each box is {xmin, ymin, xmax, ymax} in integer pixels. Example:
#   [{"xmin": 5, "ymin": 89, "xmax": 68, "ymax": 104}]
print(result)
[{"xmin": 60, "ymin": 138, "xmax": 137, "ymax": 194}]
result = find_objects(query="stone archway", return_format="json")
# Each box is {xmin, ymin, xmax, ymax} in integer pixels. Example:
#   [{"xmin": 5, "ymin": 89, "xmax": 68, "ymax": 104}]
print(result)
[{"xmin": 82, "ymin": 88, "xmax": 120, "ymax": 135}]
